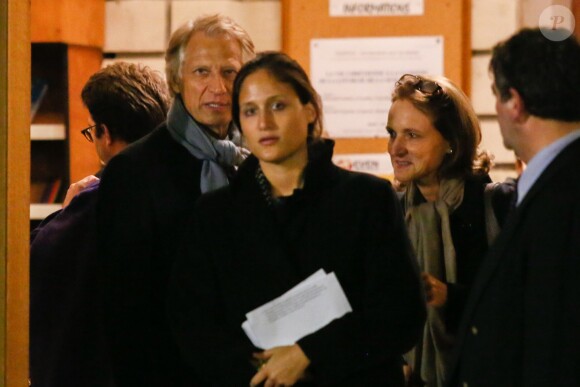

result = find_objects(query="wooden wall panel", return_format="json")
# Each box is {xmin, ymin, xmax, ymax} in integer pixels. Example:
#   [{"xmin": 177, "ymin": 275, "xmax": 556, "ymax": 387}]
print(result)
[
  {"xmin": 2, "ymin": 0, "xmax": 30, "ymax": 385},
  {"xmin": 31, "ymin": 0, "xmax": 104, "ymax": 48},
  {"xmin": 472, "ymin": 0, "xmax": 519, "ymax": 50},
  {"xmin": 471, "ymin": 54, "xmax": 495, "ymax": 115},
  {"xmin": 171, "ymin": 0, "xmax": 282, "ymax": 51},
  {"xmin": 105, "ymin": 1, "xmax": 167, "ymax": 53},
  {"xmin": 574, "ymin": 0, "xmax": 580, "ymax": 40},
  {"xmin": 68, "ymin": 46, "xmax": 103, "ymax": 183}
]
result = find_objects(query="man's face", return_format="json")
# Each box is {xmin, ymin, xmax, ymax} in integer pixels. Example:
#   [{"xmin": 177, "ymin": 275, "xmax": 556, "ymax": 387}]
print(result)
[
  {"xmin": 88, "ymin": 116, "xmax": 108, "ymax": 165},
  {"xmin": 180, "ymin": 31, "xmax": 243, "ymax": 138}
]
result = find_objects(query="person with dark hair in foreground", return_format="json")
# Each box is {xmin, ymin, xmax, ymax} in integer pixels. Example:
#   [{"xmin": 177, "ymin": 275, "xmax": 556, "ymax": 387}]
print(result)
[
  {"xmin": 30, "ymin": 62, "xmax": 170, "ymax": 387},
  {"xmin": 449, "ymin": 28, "xmax": 580, "ymax": 386},
  {"xmin": 168, "ymin": 52, "xmax": 425, "ymax": 386}
]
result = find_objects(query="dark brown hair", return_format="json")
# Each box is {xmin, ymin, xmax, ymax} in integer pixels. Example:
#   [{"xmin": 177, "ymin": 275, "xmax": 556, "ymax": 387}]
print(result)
[
  {"xmin": 81, "ymin": 62, "xmax": 170, "ymax": 143},
  {"xmin": 490, "ymin": 28, "xmax": 580, "ymax": 121},
  {"xmin": 232, "ymin": 51, "xmax": 323, "ymax": 141}
]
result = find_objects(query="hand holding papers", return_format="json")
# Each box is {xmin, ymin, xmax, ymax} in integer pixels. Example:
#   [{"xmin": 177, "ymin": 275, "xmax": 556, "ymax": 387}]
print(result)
[{"xmin": 242, "ymin": 269, "xmax": 352, "ymax": 349}]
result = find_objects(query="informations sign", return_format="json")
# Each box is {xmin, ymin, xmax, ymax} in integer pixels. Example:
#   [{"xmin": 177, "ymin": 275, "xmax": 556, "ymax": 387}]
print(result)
[
  {"xmin": 311, "ymin": 36, "xmax": 443, "ymax": 138},
  {"xmin": 329, "ymin": 0, "xmax": 424, "ymax": 17}
]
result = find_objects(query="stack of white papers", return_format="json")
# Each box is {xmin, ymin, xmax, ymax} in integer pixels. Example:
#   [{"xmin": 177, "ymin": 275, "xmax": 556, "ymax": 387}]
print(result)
[{"xmin": 242, "ymin": 269, "xmax": 352, "ymax": 349}]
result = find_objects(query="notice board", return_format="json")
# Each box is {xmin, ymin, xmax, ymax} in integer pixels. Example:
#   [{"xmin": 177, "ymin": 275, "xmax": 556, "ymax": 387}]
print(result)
[
  {"xmin": 310, "ymin": 36, "xmax": 444, "ymax": 139},
  {"xmin": 282, "ymin": 0, "xmax": 471, "ymax": 156}
]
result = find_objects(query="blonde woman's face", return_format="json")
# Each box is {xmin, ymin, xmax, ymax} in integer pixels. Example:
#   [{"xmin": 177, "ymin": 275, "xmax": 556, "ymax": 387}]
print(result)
[{"xmin": 386, "ymin": 99, "xmax": 450, "ymax": 187}]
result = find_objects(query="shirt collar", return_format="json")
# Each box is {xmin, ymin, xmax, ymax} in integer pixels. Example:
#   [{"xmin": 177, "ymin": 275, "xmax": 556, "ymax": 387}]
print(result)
[{"xmin": 517, "ymin": 129, "xmax": 580, "ymax": 205}]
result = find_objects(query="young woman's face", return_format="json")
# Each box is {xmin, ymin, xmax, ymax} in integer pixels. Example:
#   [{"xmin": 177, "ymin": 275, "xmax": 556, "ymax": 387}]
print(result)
[
  {"xmin": 386, "ymin": 99, "xmax": 450, "ymax": 187},
  {"xmin": 238, "ymin": 69, "xmax": 316, "ymax": 169}
]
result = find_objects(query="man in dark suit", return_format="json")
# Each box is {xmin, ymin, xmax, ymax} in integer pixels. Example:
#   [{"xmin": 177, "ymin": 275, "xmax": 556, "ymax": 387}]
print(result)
[
  {"xmin": 96, "ymin": 15, "xmax": 255, "ymax": 386},
  {"xmin": 30, "ymin": 62, "xmax": 170, "ymax": 387},
  {"xmin": 449, "ymin": 28, "xmax": 580, "ymax": 386}
]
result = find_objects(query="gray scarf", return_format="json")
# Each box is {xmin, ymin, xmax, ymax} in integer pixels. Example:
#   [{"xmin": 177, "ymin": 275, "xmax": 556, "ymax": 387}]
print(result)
[
  {"xmin": 166, "ymin": 96, "xmax": 249, "ymax": 193},
  {"xmin": 404, "ymin": 178, "xmax": 464, "ymax": 387}
]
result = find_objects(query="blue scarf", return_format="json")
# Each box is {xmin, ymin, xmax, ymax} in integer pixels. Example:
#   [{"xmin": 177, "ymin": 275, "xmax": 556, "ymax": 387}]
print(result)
[{"xmin": 166, "ymin": 96, "xmax": 249, "ymax": 193}]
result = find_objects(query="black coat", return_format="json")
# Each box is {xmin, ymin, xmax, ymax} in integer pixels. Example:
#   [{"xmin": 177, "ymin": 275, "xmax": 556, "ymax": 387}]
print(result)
[
  {"xmin": 449, "ymin": 176, "xmax": 516, "ymax": 331},
  {"xmin": 449, "ymin": 137, "xmax": 580, "ymax": 386},
  {"xmin": 30, "ymin": 182, "xmax": 115, "ymax": 387},
  {"xmin": 97, "ymin": 125, "xmax": 202, "ymax": 386},
  {"xmin": 168, "ymin": 140, "xmax": 426, "ymax": 386}
]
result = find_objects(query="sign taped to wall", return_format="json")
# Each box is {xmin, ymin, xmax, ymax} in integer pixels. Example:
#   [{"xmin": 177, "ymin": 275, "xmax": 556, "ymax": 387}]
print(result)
[
  {"xmin": 311, "ymin": 36, "xmax": 443, "ymax": 138},
  {"xmin": 333, "ymin": 153, "xmax": 393, "ymax": 179},
  {"xmin": 330, "ymin": 0, "xmax": 424, "ymax": 17}
]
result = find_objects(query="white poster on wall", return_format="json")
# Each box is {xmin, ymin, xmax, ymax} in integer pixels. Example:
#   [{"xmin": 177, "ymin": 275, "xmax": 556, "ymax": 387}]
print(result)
[
  {"xmin": 329, "ymin": 0, "xmax": 424, "ymax": 17},
  {"xmin": 333, "ymin": 153, "xmax": 393, "ymax": 179},
  {"xmin": 311, "ymin": 36, "xmax": 443, "ymax": 138}
]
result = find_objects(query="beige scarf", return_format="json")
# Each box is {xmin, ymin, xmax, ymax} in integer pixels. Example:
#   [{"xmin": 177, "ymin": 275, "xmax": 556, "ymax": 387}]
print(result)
[{"xmin": 404, "ymin": 178, "xmax": 464, "ymax": 387}]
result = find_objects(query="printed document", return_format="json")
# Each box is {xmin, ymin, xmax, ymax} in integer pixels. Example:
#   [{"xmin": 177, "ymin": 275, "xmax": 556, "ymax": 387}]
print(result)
[{"xmin": 242, "ymin": 269, "xmax": 352, "ymax": 349}]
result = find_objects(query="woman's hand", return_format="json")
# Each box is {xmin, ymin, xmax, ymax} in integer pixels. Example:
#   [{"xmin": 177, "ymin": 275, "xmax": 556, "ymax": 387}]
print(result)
[
  {"xmin": 422, "ymin": 272, "xmax": 448, "ymax": 307},
  {"xmin": 250, "ymin": 344, "xmax": 310, "ymax": 387}
]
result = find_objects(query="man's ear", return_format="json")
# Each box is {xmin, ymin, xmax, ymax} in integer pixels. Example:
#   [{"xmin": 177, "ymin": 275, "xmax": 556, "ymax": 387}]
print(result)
[
  {"xmin": 506, "ymin": 88, "xmax": 528, "ymax": 122},
  {"xmin": 101, "ymin": 124, "xmax": 113, "ymax": 146}
]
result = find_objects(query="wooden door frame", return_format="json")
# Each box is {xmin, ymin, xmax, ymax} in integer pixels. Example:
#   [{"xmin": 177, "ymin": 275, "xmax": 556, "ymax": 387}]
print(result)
[
  {"xmin": 574, "ymin": 0, "xmax": 580, "ymax": 40},
  {"xmin": 0, "ymin": 1, "xmax": 30, "ymax": 386}
]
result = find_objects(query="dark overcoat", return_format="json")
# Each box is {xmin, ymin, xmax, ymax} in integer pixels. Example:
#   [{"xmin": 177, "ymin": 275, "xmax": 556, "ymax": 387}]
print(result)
[
  {"xmin": 168, "ymin": 141, "xmax": 426, "ymax": 386},
  {"xmin": 449, "ymin": 137, "xmax": 580, "ymax": 386},
  {"xmin": 30, "ymin": 182, "xmax": 115, "ymax": 387},
  {"xmin": 97, "ymin": 124, "xmax": 203, "ymax": 386}
]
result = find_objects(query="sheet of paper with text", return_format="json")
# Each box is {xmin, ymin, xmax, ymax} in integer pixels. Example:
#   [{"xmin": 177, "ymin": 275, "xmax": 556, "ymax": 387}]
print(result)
[{"xmin": 242, "ymin": 270, "xmax": 352, "ymax": 349}]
